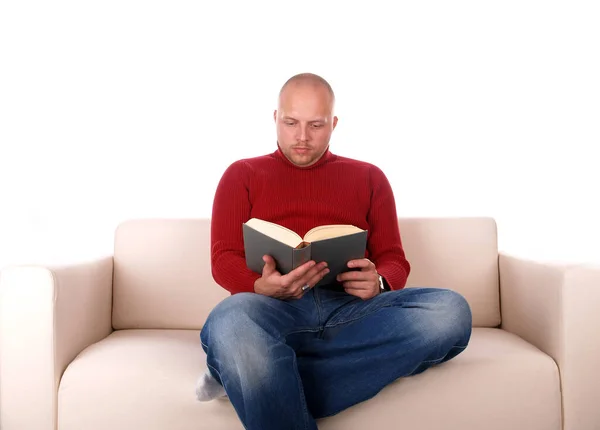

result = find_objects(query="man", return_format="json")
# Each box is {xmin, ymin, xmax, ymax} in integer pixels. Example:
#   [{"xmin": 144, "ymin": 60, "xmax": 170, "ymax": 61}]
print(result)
[{"xmin": 197, "ymin": 73, "xmax": 472, "ymax": 430}]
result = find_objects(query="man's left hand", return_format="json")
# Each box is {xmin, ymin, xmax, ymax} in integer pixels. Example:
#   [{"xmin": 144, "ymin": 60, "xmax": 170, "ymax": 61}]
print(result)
[{"xmin": 336, "ymin": 258, "xmax": 381, "ymax": 300}]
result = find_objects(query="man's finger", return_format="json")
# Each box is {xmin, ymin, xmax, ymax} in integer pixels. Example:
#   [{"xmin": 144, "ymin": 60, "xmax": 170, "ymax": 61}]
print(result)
[
  {"xmin": 341, "ymin": 281, "xmax": 372, "ymax": 290},
  {"xmin": 347, "ymin": 258, "xmax": 374, "ymax": 269},
  {"xmin": 262, "ymin": 255, "xmax": 277, "ymax": 276},
  {"xmin": 337, "ymin": 270, "xmax": 370, "ymax": 282},
  {"xmin": 281, "ymin": 260, "xmax": 316, "ymax": 285}
]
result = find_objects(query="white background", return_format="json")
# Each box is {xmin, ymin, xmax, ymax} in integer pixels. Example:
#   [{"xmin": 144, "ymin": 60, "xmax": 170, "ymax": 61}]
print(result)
[{"xmin": 1, "ymin": 0, "xmax": 599, "ymax": 269}]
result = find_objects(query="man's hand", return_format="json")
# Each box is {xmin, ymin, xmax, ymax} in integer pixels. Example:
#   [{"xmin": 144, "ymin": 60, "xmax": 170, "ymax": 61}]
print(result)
[
  {"xmin": 254, "ymin": 255, "xmax": 329, "ymax": 300},
  {"xmin": 336, "ymin": 258, "xmax": 381, "ymax": 300}
]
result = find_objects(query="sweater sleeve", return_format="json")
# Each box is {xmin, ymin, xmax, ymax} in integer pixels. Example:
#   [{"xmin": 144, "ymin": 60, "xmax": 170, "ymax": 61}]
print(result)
[
  {"xmin": 210, "ymin": 160, "xmax": 261, "ymax": 294},
  {"xmin": 366, "ymin": 166, "xmax": 411, "ymax": 290}
]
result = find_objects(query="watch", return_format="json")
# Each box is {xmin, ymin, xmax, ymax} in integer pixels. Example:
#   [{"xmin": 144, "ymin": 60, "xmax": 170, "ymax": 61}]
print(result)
[{"xmin": 377, "ymin": 274, "xmax": 386, "ymax": 293}]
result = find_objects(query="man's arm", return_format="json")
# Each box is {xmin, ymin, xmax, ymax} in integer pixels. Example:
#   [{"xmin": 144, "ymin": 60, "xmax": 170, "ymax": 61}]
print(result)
[
  {"xmin": 366, "ymin": 165, "xmax": 411, "ymax": 290},
  {"xmin": 210, "ymin": 160, "xmax": 261, "ymax": 294}
]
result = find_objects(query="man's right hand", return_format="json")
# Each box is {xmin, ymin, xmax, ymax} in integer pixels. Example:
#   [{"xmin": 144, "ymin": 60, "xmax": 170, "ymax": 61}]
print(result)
[{"xmin": 254, "ymin": 255, "xmax": 329, "ymax": 300}]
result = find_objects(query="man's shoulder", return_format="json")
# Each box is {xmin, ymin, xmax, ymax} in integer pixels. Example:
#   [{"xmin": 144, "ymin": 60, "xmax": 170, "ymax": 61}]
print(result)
[
  {"xmin": 333, "ymin": 153, "xmax": 373, "ymax": 166},
  {"xmin": 332, "ymin": 153, "xmax": 386, "ymax": 175},
  {"xmin": 223, "ymin": 152, "xmax": 278, "ymax": 172},
  {"xmin": 242, "ymin": 152, "xmax": 279, "ymax": 165}
]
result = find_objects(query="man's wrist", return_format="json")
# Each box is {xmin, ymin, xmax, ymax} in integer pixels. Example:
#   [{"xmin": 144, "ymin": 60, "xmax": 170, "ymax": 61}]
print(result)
[{"xmin": 253, "ymin": 277, "xmax": 262, "ymax": 293}]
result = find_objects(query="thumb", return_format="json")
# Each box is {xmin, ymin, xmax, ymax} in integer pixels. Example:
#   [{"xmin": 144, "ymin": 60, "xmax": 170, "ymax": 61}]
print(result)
[{"xmin": 262, "ymin": 255, "xmax": 276, "ymax": 276}]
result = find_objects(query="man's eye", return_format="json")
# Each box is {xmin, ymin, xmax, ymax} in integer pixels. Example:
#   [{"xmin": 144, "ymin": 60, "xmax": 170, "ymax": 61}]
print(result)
[
  {"xmin": 285, "ymin": 122, "xmax": 295, "ymax": 126},
  {"xmin": 311, "ymin": 124, "xmax": 323, "ymax": 128}
]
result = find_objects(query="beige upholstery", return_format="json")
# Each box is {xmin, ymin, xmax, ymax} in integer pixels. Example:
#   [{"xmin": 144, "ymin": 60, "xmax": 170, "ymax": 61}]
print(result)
[
  {"xmin": 111, "ymin": 218, "xmax": 499, "ymax": 330},
  {"xmin": 111, "ymin": 219, "xmax": 229, "ymax": 330},
  {"xmin": 55, "ymin": 329, "xmax": 560, "ymax": 430},
  {"xmin": 1, "ymin": 217, "xmax": 599, "ymax": 430},
  {"xmin": 399, "ymin": 217, "xmax": 500, "ymax": 327}
]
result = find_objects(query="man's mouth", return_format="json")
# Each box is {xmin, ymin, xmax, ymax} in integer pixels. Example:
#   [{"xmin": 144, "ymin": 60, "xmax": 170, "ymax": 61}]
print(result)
[{"xmin": 293, "ymin": 147, "xmax": 311, "ymax": 153}]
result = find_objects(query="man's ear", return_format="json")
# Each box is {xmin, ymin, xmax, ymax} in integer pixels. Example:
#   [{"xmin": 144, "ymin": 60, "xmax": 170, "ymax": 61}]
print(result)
[
  {"xmin": 273, "ymin": 110, "xmax": 278, "ymax": 123},
  {"xmin": 333, "ymin": 116, "xmax": 338, "ymax": 130}
]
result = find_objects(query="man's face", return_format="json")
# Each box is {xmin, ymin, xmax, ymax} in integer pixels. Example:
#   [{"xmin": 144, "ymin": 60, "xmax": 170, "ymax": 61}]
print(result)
[{"xmin": 274, "ymin": 83, "xmax": 338, "ymax": 167}]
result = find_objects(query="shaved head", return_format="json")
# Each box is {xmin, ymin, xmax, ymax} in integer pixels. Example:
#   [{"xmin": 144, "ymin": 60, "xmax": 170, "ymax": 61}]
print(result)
[
  {"xmin": 274, "ymin": 73, "xmax": 338, "ymax": 167},
  {"xmin": 278, "ymin": 73, "xmax": 335, "ymax": 112},
  {"xmin": 279, "ymin": 73, "xmax": 335, "ymax": 101}
]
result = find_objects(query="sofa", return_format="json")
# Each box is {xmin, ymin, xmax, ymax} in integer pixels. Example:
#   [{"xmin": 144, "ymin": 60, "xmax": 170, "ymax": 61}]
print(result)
[{"xmin": 1, "ymin": 217, "xmax": 599, "ymax": 430}]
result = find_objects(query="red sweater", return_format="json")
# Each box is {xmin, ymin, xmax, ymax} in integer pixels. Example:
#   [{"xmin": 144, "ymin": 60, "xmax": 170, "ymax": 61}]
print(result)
[{"xmin": 210, "ymin": 145, "xmax": 411, "ymax": 295}]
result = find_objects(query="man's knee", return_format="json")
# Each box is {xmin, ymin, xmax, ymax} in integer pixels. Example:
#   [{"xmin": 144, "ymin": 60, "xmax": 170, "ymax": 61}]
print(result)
[
  {"xmin": 208, "ymin": 292, "xmax": 265, "ymax": 319},
  {"xmin": 201, "ymin": 293, "xmax": 275, "ymax": 382},
  {"xmin": 201, "ymin": 293, "xmax": 267, "ymax": 346},
  {"xmin": 396, "ymin": 287, "xmax": 472, "ymax": 348},
  {"xmin": 421, "ymin": 288, "xmax": 472, "ymax": 346}
]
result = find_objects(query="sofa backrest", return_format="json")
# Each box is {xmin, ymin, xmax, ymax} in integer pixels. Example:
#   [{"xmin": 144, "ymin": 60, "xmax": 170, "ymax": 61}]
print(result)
[{"xmin": 111, "ymin": 217, "xmax": 500, "ymax": 330}]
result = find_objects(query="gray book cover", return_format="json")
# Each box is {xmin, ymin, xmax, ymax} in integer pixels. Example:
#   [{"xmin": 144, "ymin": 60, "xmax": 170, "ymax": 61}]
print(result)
[
  {"xmin": 309, "ymin": 231, "xmax": 367, "ymax": 286},
  {"xmin": 243, "ymin": 223, "xmax": 367, "ymax": 287}
]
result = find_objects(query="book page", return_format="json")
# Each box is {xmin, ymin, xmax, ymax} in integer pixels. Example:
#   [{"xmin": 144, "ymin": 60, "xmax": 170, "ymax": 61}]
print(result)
[
  {"xmin": 304, "ymin": 225, "xmax": 364, "ymax": 242},
  {"xmin": 245, "ymin": 218, "xmax": 303, "ymax": 248}
]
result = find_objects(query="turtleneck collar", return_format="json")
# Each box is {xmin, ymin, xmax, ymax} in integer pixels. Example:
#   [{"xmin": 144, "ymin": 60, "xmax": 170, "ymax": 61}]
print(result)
[{"xmin": 272, "ymin": 143, "xmax": 336, "ymax": 169}]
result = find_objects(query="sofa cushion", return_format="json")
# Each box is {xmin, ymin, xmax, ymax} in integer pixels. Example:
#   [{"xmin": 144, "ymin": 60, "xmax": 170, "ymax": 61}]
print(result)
[
  {"xmin": 112, "ymin": 218, "xmax": 500, "ymax": 329},
  {"xmin": 57, "ymin": 328, "xmax": 560, "ymax": 430},
  {"xmin": 112, "ymin": 219, "xmax": 229, "ymax": 330},
  {"xmin": 399, "ymin": 217, "xmax": 500, "ymax": 327}
]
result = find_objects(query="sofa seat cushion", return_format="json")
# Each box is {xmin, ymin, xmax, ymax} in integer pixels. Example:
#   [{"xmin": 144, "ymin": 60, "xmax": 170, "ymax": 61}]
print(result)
[{"xmin": 57, "ymin": 328, "xmax": 561, "ymax": 430}]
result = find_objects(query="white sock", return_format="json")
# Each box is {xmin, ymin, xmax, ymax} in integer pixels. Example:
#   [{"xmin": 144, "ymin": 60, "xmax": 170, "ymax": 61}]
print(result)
[{"xmin": 195, "ymin": 368, "xmax": 227, "ymax": 401}]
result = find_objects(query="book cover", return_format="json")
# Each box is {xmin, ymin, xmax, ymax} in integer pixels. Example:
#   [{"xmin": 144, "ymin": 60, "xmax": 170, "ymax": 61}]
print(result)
[{"xmin": 243, "ymin": 219, "xmax": 367, "ymax": 287}]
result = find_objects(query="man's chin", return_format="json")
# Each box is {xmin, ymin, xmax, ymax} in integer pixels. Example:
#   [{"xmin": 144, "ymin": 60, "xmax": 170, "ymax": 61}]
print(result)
[
  {"xmin": 281, "ymin": 146, "xmax": 325, "ymax": 167},
  {"xmin": 291, "ymin": 156, "xmax": 318, "ymax": 167}
]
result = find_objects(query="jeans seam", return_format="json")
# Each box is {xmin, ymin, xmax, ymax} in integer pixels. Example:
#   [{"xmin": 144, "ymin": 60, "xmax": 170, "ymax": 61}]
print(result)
[
  {"xmin": 291, "ymin": 353, "xmax": 312, "ymax": 430},
  {"xmin": 282, "ymin": 327, "xmax": 322, "ymax": 338},
  {"xmin": 312, "ymin": 288, "xmax": 323, "ymax": 327},
  {"xmin": 324, "ymin": 303, "xmax": 395, "ymax": 329},
  {"xmin": 421, "ymin": 345, "xmax": 468, "ymax": 364},
  {"xmin": 206, "ymin": 362, "xmax": 221, "ymax": 380},
  {"xmin": 421, "ymin": 357, "xmax": 445, "ymax": 364},
  {"xmin": 205, "ymin": 359, "xmax": 246, "ymax": 428}
]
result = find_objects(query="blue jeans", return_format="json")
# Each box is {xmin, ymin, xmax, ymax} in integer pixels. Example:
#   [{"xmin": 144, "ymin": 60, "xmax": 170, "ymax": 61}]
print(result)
[{"xmin": 200, "ymin": 286, "xmax": 472, "ymax": 430}]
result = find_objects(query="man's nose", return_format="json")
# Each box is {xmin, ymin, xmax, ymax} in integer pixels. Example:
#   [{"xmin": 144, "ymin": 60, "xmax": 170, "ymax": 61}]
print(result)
[{"xmin": 297, "ymin": 124, "xmax": 309, "ymax": 142}]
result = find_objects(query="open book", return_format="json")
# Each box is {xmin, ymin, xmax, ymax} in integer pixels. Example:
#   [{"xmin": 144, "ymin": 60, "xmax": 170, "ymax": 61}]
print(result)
[{"xmin": 242, "ymin": 218, "xmax": 367, "ymax": 287}]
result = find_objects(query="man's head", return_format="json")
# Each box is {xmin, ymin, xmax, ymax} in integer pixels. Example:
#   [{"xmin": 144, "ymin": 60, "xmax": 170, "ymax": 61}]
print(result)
[{"xmin": 274, "ymin": 73, "xmax": 338, "ymax": 167}]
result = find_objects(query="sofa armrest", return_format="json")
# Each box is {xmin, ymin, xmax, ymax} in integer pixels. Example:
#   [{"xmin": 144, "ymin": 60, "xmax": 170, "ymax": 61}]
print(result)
[
  {"xmin": 0, "ymin": 256, "xmax": 114, "ymax": 430},
  {"xmin": 499, "ymin": 252, "xmax": 600, "ymax": 430}
]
